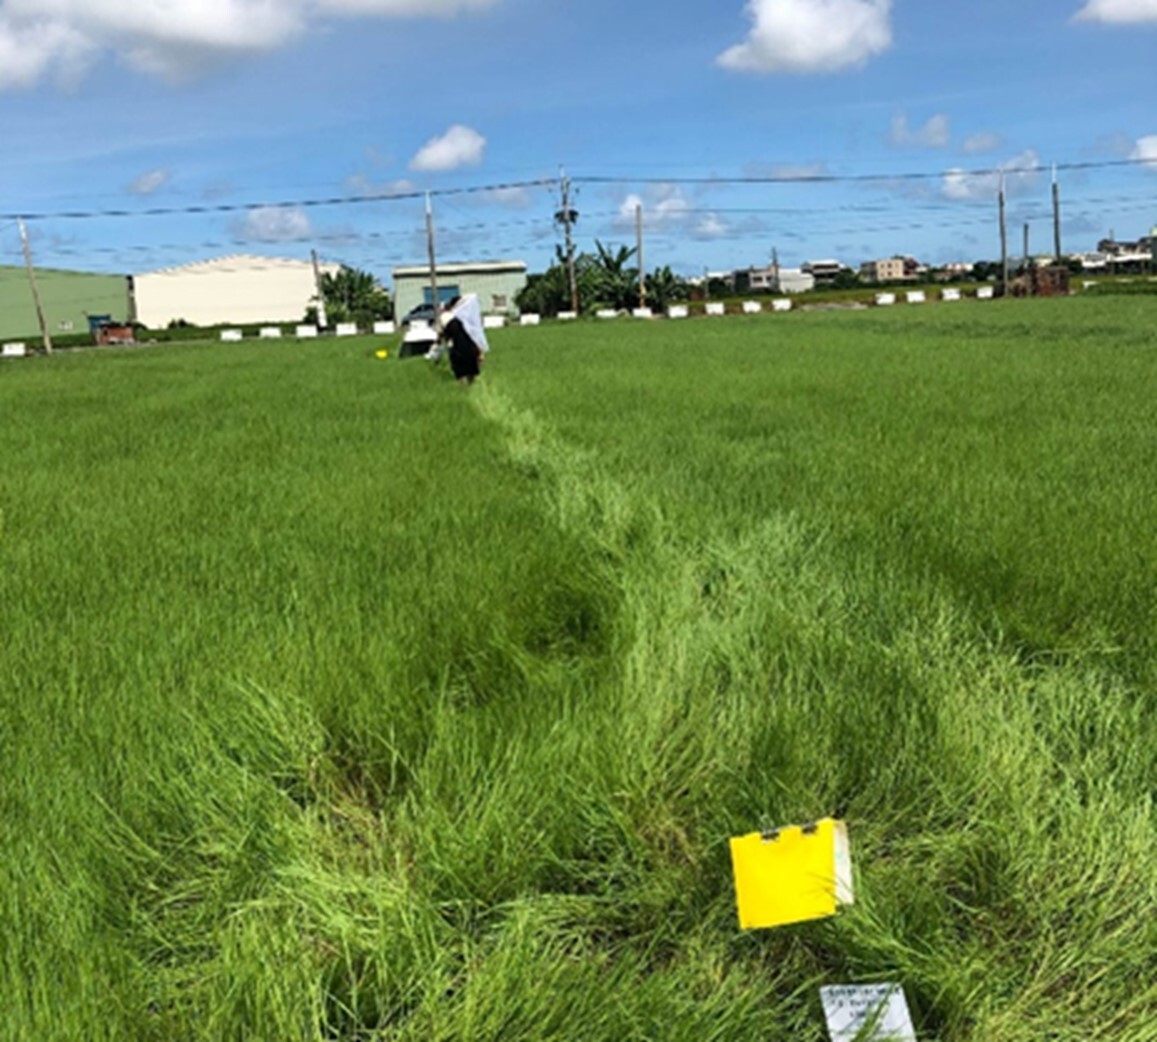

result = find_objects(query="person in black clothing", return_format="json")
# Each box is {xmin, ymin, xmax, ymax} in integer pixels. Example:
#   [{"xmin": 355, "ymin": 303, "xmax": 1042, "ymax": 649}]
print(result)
[
  {"xmin": 445, "ymin": 316, "xmax": 482, "ymax": 384},
  {"xmin": 442, "ymin": 302, "xmax": 483, "ymax": 384}
]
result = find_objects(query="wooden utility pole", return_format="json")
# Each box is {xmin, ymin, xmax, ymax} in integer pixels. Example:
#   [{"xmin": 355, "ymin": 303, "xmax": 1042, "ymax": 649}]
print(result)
[
  {"xmin": 559, "ymin": 170, "xmax": 579, "ymax": 314},
  {"xmin": 310, "ymin": 249, "xmax": 328, "ymax": 330},
  {"xmin": 635, "ymin": 202, "xmax": 646, "ymax": 309},
  {"xmin": 999, "ymin": 175, "xmax": 1009, "ymax": 293},
  {"xmin": 1052, "ymin": 165, "xmax": 1063, "ymax": 263},
  {"xmin": 19, "ymin": 219, "xmax": 52, "ymax": 354},
  {"xmin": 425, "ymin": 191, "xmax": 442, "ymax": 333}
]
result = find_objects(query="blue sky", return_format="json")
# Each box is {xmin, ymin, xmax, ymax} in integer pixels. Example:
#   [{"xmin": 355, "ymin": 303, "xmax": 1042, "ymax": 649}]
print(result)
[{"xmin": 1, "ymin": 0, "xmax": 1155, "ymax": 284}]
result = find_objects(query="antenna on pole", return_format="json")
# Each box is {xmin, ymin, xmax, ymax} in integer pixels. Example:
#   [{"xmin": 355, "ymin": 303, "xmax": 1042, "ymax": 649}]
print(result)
[
  {"xmin": 19, "ymin": 218, "xmax": 52, "ymax": 355},
  {"xmin": 636, "ymin": 202, "xmax": 646, "ymax": 310},
  {"xmin": 999, "ymin": 173, "xmax": 1009, "ymax": 295},
  {"xmin": 311, "ymin": 249, "xmax": 328, "ymax": 330},
  {"xmin": 558, "ymin": 167, "xmax": 579, "ymax": 315},
  {"xmin": 425, "ymin": 191, "xmax": 442, "ymax": 334}
]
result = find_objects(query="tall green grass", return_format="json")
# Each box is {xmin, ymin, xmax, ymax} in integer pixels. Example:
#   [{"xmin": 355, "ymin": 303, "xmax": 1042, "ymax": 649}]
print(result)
[{"xmin": 1, "ymin": 302, "xmax": 1154, "ymax": 1040}]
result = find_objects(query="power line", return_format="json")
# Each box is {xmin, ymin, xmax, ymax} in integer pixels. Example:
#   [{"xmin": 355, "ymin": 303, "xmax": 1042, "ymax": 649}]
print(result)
[
  {"xmin": 573, "ymin": 156, "xmax": 1157, "ymax": 187},
  {"xmin": 3, "ymin": 179, "xmax": 557, "ymax": 223}
]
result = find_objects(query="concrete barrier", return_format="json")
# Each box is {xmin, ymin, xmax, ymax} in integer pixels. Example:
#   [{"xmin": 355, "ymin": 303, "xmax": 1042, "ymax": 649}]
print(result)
[
  {"xmin": 483, "ymin": 316, "xmax": 506, "ymax": 329},
  {"xmin": 296, "ymin": 325, "xmax": 319, "ymax": 338},
  {"xmin": 372, "ymin": 320, "xmax": 396, "ymax": 335},
  {"xmin": 667, "ymin": 305, "xmax": 689, "ymax": 319},
  {"xmin": 2, "ymin": 342, "xmax": 27, "ymax": 357},
  {"xmin": 906, "ymin": 291, "xmax": 927, "ymax": 304},
  {"xmin": 520, "ymin": 314, "xmax": 541, "ymax": 326},
  {"xmin": 259, "ymin": 327, "xmax": 282, "ymax": 339},
  {"xmin": 876, "ymin": 293, "xmax": 896, "ymax": 306},
  {"xmin": 220, "ymin": 329, "xmax": 243, "ymax": 342},
  {"xmin": 941, "ymin": 288, "xmax": 962, "ymax": 302},
  {"xmin": 557, "ymin": 311, "xmax": 578, "ymax": 321},
  {"xmin": 977, "ymin": 286, "xmax": 995, "ymax": 300},
  {"xmin": 742, "ymin": 301, "xmax": 763, "ymax": 314},
  {"xmin": 632, "ymin": 307, "xmax": 654, "ymax": 319},
  {"xmin": 596, "ymin": 309, "xmax": 618, "ymax": 319},
  {"xmin": 335, "ymin": 323, "xmax": 358, "ymax": 337},
  {"xmin": 772, "ymin": 299, "xmax": 793, "ymax": 312},
  {"xmin": 705, "ymin": 302, "xmax": 726, "ymax": 316}
]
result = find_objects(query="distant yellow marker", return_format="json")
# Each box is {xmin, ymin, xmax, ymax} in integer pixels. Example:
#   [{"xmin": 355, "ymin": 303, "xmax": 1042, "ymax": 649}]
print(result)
[
  {"xmin": 729, "ymin": 818, "xmax": 854, "ymax": 930},
  {"xmin": 375, "ymin": 349, "xmax": 389, "ymax": 359}
]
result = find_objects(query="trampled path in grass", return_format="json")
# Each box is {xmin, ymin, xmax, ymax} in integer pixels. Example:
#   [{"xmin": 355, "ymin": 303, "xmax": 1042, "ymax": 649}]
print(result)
[
  {"xmin": 1, "ymin": 298, "xmax": 1154, "ymax": 1040},
  {"xmin": 471, "ymin": 361, "xmax": 1154, "ymax": 1042}
]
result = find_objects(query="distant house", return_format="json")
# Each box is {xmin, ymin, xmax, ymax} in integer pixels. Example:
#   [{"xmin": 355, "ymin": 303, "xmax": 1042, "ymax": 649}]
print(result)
[
  {"xmin": 860, "ymin": 258, "xmax": 908, "ymax": 283},
  {"xmin": 859, "ymin": 256, "xmax": 927, "ymax": 283},
  {"xmin": 0, "ymin": 265, "xmax": 129, "ymax": 341},
  {"xmin": 132, "ymin": 255, "xmax": 339, "ymax": 329},
  {"xmin": 801, "ymin": 259, "xmax": 842, "ymax": 285},
  {"xmin": 734, "ymin": 265, "xmax": 815, "ymax": 295},
  {"xmin": 392, "ymin": 260, "xmax": 527, "ymax": 320}
]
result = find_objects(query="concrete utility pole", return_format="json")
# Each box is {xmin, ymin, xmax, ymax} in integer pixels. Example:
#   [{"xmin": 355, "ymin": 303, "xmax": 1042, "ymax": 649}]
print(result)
[
  {"xmin": 635, "ymin": 202, "xmax": 646, "ymax": 310},
  {"xmin": 310, "ymin": 249, "xmax": 328, "ymax": 330},
  {"xmin": 999, "ymin": 175, "xmax": 1009, "ymax": 293},
  {"xmin": 559, "ymin": 169, "xmax": 579, "ymax": 314},
  {"xmin": 1052, "ymin": 165, "xmax": 1063, "ymax": 263},
  {"xmin": 772, "ymin": 246, "xmax": 781, "ymax": 293},
  {"xmin": 425, "ymin": 191, "xmax": 442, "ymax": 333},
  {"xmin": 19, "ymin": 218, "xmax": 52, "ymax": 354},
  {"xmin": 1023, "ymin": 223, "xmax": 1031, "ymax": 273}
]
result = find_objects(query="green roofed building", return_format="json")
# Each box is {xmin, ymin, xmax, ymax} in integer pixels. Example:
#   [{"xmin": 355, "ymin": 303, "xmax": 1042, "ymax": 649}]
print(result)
[
  {"xmin": 0, "ymin": 265, "xmax": 130, "ymax": 342},
  {"xmin": 392, "ymin": 260, "xmax": 527, "ymax": 322}
]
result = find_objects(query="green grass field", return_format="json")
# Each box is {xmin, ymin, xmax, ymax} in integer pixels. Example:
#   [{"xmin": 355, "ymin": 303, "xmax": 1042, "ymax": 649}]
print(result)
[{"xmin": 2, "ymin": 298, "xmax": 1154, "ymax": 1041}]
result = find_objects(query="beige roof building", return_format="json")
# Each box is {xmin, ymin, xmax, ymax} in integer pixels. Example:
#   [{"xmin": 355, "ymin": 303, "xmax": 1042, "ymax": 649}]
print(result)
[{"xmin": 132, "ymin": 255, "xmax": 339, "ymax": 329}]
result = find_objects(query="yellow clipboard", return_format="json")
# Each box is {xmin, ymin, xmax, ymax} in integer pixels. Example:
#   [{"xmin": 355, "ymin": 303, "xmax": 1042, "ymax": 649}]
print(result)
[{"xmin": 730, "ymin": 818, "xmax": 854, "ymax": 930}]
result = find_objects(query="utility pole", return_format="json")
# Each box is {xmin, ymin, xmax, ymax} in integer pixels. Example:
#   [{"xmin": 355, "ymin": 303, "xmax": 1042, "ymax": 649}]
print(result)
[
  {"xmin": 1023, "ymin": 223, "xmax": 1031, "ymax": 273},
  {"xmin": 19, "ymin": 218, "xmax": 52, "ymax": 354},
  {"xmin": 310, "ymin": 249, "xmax": 328, "ymax": 330},
  {"xmin": 772, "ymin": 246, "xmax": 781, "ymax": 293},
  {"xmin": 635, "ymin": 202, "xmax": 646, "ymax": 310},
  {"xmin": 1052, "ymin": 165, "xmax": 1063, "ymax": 263},
  {"xmin": 559, "ymin": 169, "xmax": 579, "ymax": 314},
  {"xmin": 999, "ymin": 175, "xmax": 1009, "ymax": 294},
  {"xmin": 425, "ymin": 191, "xmax": 441, "ymax": 333}
]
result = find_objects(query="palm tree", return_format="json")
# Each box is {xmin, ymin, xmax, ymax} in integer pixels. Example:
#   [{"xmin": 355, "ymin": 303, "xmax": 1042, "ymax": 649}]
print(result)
[{"xmin": 593, "ymin": 241, "xmax": 638, "ymax": 311}]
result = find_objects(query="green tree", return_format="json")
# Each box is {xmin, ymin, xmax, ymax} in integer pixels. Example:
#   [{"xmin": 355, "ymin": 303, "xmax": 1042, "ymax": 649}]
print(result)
[
  {"xmin": 644, "ymin": 266, "xmax": 690, "ymax": 311},
  {"xmin": 592, "ymin": 240, "xmax": 639, "ymax": 310},
  {"xmin": 310, "ymin": 267, "xmax": 393, "ymax": 328}
]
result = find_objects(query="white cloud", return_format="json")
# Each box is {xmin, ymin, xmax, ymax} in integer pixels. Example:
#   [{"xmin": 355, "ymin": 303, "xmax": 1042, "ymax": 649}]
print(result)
[
  {"xmin": 717, "ymin": 0, "xmax": 893, "ymax": 74},
  {"xmin": 1074, "ymin": 0, "xmax": 1157, "ymax": 24},
  {"xmin": 613, "ymin": 185, "xmax": 693, "ymax": 233},
  {"xmin": 317, "ymin": 0, "xmax": 498, "ymax": 13},
  {"xmin": 233, "ymin": 205, "xmax": 313, "ymax": 242},
  {"xmin": 744, "ymin": 161, "xmax": 832, "ymax": 180},
  {"xmin": 1133, "ymin": 135, "xmax": 1157, "ymax": 169},
  {"xmin": 481, "ymin": 185, "xmax": 534, "ymax": 209},
  {"xmin": 890, "ymin": 112, "xmax": 951, "ymax": 149},
  {"xmin": 0, "ymin": 1, "xmax": 503, "ymax": 89},
  {"xmin": 344, "ymin": 174, "xmax": 418, "ymax": 198},
  {"xmin": 942, "ymin": 149, "xmax": 1041, "ymax": 202},
  {"xmin": 409, "ymin": 125, "xmax": 487, "ymax": 172},
  {"xmin": 0, "ymin": 14, "xmax": 93, "ymax": 89},
  {"xmin": 692, "ymin": 213, "xmax": 730, "ymax": 240},
  {"xmin": 962, "ymin": 132, "xmax": 1002, "ymax": 155},
  {"xmin": 129, "ymin": 168, "xmax": 170, "ymax": 195}
]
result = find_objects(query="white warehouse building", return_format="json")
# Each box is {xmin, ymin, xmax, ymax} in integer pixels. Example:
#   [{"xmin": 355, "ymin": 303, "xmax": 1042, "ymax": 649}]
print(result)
[{"xmin": 132, "ymin": 255, "xmax": 339, "ymax": 329}]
